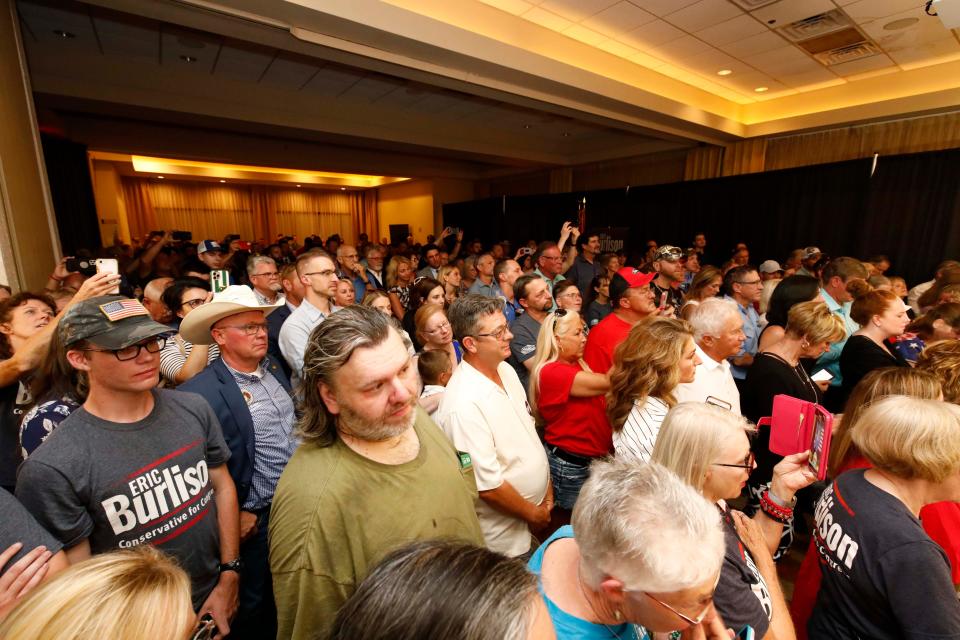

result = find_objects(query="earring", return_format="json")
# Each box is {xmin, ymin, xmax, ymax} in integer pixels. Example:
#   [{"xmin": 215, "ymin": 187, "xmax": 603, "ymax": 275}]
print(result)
[
  {"xmin": 614, "ymin": 609, "xmax": 622, "ymax": 621},
  {"xmin": 801, "ymin": 341, "xmax": 809, "ymax": 349}
]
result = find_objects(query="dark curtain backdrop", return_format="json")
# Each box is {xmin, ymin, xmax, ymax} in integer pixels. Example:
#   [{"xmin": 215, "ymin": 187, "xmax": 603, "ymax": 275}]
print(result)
[
  {"xmin": 40, "ymin": 134, "xmax": 102, "ymax": 255},
  {"xmin": 443, "ymin": 148, "xmax": 960, "ymax": 286}
]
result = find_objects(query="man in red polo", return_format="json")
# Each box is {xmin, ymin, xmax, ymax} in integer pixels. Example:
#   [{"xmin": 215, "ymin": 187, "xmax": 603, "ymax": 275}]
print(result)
[{"xmin": 583, "ymin": 267, "xmax": 658, "ymax": 373}]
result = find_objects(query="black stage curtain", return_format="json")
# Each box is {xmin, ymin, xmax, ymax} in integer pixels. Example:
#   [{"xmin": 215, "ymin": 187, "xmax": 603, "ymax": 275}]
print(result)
[
  {"xmin": 40, "ymin": 133, "xmax": 102, "ymax": 255},
  {"xmin": 443, "ymin": 148, "xmax": 960, "ymax": 285}
]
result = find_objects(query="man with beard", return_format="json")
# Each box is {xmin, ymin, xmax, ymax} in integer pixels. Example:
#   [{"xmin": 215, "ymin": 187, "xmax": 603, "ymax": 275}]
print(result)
[
  {"xmin": 507, "ymin": 275, "xmax": 554, "ymax": 390},
  {"xmin": 436, "ymin": 295, "xmax": 551, "ymax": 559},
  {"xmin": 269, "ymin": 306, "xmax": 483, "ymax": 640}
]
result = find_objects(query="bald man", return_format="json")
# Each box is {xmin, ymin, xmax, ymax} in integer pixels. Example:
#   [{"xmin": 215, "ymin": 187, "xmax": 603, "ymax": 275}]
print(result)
[{"xmin": 142, "ymin": 277, "xmax": 174, "ymax": 325}]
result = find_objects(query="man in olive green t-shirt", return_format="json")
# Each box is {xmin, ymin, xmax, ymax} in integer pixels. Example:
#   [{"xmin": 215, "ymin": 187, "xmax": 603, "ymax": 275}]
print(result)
[{"xmin": 269, "ymin": 306, "xmax": 483, "ymax": 640}]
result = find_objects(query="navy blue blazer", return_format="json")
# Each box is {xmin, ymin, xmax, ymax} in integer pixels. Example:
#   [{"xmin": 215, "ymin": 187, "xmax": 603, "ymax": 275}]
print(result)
[
  {"xmin": 267, "ymin": 303, "xmax": 293, "ymax": 380},
  {"xmin": 180, "ymin": 356, "xmax": 292, "ymax": 508}
]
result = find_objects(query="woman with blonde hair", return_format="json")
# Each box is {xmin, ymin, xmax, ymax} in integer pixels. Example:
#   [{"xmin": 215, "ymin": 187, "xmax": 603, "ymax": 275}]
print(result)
[
  {"xmin": 917, "ymin": 339, "xmax": 960, "ymax": 402},
  {"xmin": 808, "ymin": 397, "xmax": 960, "ymax": 639},
  {"xmin": 681, "ymin": 266, "xmax": 722, "ymax": 319},
  {"xmin": 606, "ymin": 317, "xmax": 700, "ymax": 463},
  {"xmin": 0, "ymin": 547, "xmax": 196, "ymax": 640},
  {"xmin": 438, "ymin": 265, "xmax": 462, "ymax": 306},
  {"xmin": 652, "ymin": 403, "xmax": 816, "ymax": 640},
  {"xmin": 527, "ymin": 310, "xmax": 609, "ymax": 523},
  {"xmin": 385, "ymin": 255, "xmax": 415, "ymax": 319},
  {"xmin": 789, "ymin": 367, "xmax": 958, "ymax": 638}
]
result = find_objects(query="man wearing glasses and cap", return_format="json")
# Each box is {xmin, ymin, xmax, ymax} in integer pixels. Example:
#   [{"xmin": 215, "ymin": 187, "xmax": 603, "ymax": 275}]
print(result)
[
  {"xmin": 650, "ymin": 245, "xmax": 686, "ymax": 318},
  {"xmin": 796, "ymin": 247, "xmax": 822, "ymax": 278},
  {"xmin": 180, "ymin": 285, "xmax": 296, "ymax": 640},
  {"xmin": 16, "ymin": 296, "xmax": 240, "ymax": 638}
]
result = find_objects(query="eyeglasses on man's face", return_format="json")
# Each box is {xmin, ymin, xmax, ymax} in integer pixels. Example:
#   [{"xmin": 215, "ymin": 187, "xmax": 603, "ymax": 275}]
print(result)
[
  {"xmin": 251, "ymin": 271, "xmax": 279, "ymax": 279},
  {"xmin": 218, "ymin": 322, "xmax": 268, "ymax": 337},
  {"xmin": 474, "ymin": 324, "xmax": 509, "ymax": 341},
  {"xmin": 83, "ymin": 336, "xmax": 167, "ymax": 361},
  {"xmin": 303, "ymin": 269, "xmax": 337, "ymax": 278}
]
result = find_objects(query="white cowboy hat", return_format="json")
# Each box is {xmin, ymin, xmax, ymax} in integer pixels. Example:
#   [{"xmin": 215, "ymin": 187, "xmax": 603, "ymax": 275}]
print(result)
[{"xmin": 179, "ymin": 285, "xmax": 282, "ymax": 345}]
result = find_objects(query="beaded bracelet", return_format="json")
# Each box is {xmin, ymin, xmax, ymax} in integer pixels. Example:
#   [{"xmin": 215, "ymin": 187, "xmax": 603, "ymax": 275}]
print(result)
[{"xmin": 759, "ymin": 490, "xmax": 793, "ymax": 525}]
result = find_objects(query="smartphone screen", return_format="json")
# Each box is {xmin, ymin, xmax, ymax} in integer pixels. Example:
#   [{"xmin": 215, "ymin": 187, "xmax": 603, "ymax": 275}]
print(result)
[
  {"xmin": 210, "ymin": 269, "xmax": 230, "ymax": 293},
  {"xmin": 812, "ymin": 369, "xmax": 833, "ymax": 382},
  {"xmin": 659, "ymin": 291, "xmax": 668, "ymax": 309},
  {"xmin": 809, "ymin": 412, "xmax": 826, "ymax": 475},
  {"xmin": 736, "ymin": 625, "xmax": 755, "ymax": 640},
  {"xmin": 95, "ymin": 258, "xmax": 120, "ymax": 294}
]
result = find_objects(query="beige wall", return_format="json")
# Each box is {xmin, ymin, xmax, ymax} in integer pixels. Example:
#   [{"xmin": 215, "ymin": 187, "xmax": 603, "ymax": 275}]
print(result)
[
  {"xmin": 377, "ymin": 180, "xmax": 435, "ymax": 244},
  {"xmin": 90, "ymin": 160, "xmax": 131, "ymax": 246},
  {"xmin": 0, "ymin": 0, "xmax": 59, "ymax": 290}
]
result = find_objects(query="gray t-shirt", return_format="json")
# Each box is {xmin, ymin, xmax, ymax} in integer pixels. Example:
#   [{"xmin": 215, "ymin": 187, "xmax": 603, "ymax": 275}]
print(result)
[
  {"xmin": 16, "ymin": 389, "xmax": 230, "ymax": 607},
  {"xmin": 508, "ymin": 312, "xmax": 542, "ymax": 391},
  {"xmin": 0, "ymin": 487, "xmax": 62, "ymax": 574}
]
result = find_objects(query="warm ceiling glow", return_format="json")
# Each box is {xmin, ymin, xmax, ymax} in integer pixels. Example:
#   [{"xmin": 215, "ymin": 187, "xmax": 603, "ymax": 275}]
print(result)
[
  {"xmin": 717, "ymin": 69, "xmax": 733, "ymax": 76},
  {"xmin": 157, "ymin": 175, "xmax": 164, "ymax": 179},
  {"xmin": 754, "ymin": 87, "xmax": 768, "ymax": 93},
  {"xmin": 125, "ymin": 155, "xmax": 410, "ymax": 189}
]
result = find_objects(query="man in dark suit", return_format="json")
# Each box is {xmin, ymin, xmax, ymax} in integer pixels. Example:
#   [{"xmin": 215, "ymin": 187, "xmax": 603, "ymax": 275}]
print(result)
[
  {"xmin": 180, "ymin": 285, "xmax": 297, "ymax": 640},
  {"xmin": 267, "ymin": 263, "xmax": 305, "ymax": 381}
]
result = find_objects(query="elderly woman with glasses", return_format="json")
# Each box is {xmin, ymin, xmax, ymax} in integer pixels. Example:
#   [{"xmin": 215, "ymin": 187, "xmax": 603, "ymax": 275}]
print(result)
[
  {"xmin": 530, "ymin": 457, "xmax": 732, "ymax": 639},
  {"xmin": 159, "ymin": 277, "xmax": 217, "ymax": 386},
  {"xmin": 652, "ymin": 403, "xmax": 816, "ymax": 640},
  {"xmin": 527, "ymin": 309, "xmax": 608, "ymax": 528}
]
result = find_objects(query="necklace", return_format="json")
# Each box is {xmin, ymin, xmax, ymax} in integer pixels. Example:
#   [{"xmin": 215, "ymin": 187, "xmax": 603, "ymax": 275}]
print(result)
[
  {"xmin": 576, "ymin": 567, "xmax": 624, "ymax": 639},
  {"xmin": 762, "ymin": 351, "xmax": 818, "ymax": 399}
]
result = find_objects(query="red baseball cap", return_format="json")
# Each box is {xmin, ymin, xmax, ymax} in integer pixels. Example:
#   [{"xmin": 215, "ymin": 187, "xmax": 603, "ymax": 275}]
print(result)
[{"xmin": 615, "ymin": 267, "xmax": 655, "ymax": 288}]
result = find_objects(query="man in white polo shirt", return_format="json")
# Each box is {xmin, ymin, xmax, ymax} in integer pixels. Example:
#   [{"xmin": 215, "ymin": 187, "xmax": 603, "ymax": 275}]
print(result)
[
  {"xmin": 676, "ymin": 297, "xmax": 744, "ymax": 415},
  {"xmin": 436, "ymin": 294, "xmax": 552, "ymax": 558}
]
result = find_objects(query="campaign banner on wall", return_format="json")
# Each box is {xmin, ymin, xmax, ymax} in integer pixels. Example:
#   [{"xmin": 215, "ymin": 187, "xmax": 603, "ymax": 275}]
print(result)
[{"xmin": 596, "ymin": 227, "xmax": 629, "ymax": 253}]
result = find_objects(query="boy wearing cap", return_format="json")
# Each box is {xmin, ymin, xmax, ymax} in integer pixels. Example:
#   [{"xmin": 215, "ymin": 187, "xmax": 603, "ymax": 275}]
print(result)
[
  {"xmin": 583, "ymin": 267, "xmax": 659, "ymax": 374},
  {"xmin": 180, "ymin": 286, "xmax": 294, "ymax": 640},
  {"xmin": 16, "ymin": 296, "xmax": 240, "ymax": 636},
  {"xmin": 197, "ymin": 240, "xmax": 226, "ymax": 271}
]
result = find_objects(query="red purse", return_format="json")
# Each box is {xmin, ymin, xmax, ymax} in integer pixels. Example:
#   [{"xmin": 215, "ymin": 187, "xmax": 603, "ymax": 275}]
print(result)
[{"xmin": 757, "ymin": 394, "xmax": 833, "ymax": 480}]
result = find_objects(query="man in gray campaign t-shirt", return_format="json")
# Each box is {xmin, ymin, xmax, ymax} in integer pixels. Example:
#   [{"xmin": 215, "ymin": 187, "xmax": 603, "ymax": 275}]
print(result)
[{"xmin": 15, "ymin": 295, "xmax": 240, "ymax": 637}]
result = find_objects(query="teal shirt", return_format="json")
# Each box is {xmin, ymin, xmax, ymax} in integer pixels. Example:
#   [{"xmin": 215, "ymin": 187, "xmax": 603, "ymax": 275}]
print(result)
[{"xmin": 815, "ymin": 288, "xmax": 859, "ymax": 386}]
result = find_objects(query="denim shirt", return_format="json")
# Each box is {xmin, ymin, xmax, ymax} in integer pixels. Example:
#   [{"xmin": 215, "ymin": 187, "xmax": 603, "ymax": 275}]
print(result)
[
  {"xmin": 815, "ymin": 288, "xmax": 859, "ymax": 386},
  {"xmin": 726, "ymin": 296, "xmax": 760, "ymax": 380}
]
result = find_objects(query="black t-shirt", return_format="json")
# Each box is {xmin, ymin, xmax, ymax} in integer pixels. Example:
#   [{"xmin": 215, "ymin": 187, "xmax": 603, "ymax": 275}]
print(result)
[
  {"xmin": 713, "ymin": 506, "xmax": 772, "ymax": 638},
  {"xmin": 0, "ymin": 380, "xmax": 31, "ymax": 492},
  {"xmin": 838, "ymin": 335, "xmax": 909, "ymax": 408},
  {"xmin": 741, "ymin": 352, "xmax": 822, "ymax": 483},
  {"xmin": 651, "ymin": 281, "xmax": 683, "ymax": 317},
  {"xmin": 0, "ymin": 487, "xmax": 62, "ymax": 574},
  {"xmin": 809, "ymin": 469, "xmax": 960, "ymax": 639}
]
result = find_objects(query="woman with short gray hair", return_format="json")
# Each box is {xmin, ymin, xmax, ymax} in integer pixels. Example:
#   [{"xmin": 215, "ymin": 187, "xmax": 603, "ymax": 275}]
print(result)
[{"xmin": 529, "ymin": 458, "xmax": 728, "ymax": 639}]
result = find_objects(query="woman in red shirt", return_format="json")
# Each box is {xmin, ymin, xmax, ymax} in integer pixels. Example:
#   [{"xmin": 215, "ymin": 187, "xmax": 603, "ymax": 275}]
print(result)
[{"xmin": 528, "ymin": 309, "xmax": 609, "ymax": 531}]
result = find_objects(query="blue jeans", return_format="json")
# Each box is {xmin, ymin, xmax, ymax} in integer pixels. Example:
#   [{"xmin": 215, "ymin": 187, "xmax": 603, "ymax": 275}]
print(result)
[{"xmin": 545, "ymin": 445, "xmax": 592, "ymax": 510}]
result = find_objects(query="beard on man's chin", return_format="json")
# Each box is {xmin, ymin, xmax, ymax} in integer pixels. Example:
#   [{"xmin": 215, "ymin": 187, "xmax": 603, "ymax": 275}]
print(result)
[{"xmin": 337, "ymin": 396, "xmax": 417, "ymax": 442}]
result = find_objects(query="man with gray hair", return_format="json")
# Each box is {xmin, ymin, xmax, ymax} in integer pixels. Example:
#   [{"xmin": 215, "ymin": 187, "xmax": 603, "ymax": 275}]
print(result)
[
  {"xmin": 528, "ymin": 458, "xmax": 728, "ymax": 638},
  {"xmin": 335, "ymin": 244, "xmax": 371, "ymax": 303},
  {"xmin": 247, "ymin": 256, "xmax": 284, "ymax": 306},
  {"xmin": 436, "ymin": 294, "xmax": 552, "ymax": 559},
  {"xmin": 269, "ymin": 305, "xmax": 483, "ymax": 640},
  {"xmin": 676, "ymin": 297, "xmax": 744, "ymax": 414}
]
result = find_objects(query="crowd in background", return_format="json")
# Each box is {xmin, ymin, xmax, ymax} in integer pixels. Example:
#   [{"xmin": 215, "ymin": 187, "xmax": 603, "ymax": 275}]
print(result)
[{"xmin": 2, "ymin": 221, "xmax": 960, "ymax": 640}]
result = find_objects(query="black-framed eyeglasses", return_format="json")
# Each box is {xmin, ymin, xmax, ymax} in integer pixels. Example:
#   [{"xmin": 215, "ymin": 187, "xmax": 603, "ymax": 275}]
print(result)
[
  {"xmin": 712, "ymin": 452, "xmax": 755, "ymax": 470},
  {"xmin": 83, "ymin": 336, "xmax": 167, "ymax": 361},
  {"xmin": 474, "ymin": 324, "xmax": 509, "ymax": 340},
  {"xmin": 182, "ymin": 298, "xmax": 207, "ymax": 310},
  {"xmin": 217, "ymin": 323, "xmax": 268, "ymax": 336}
]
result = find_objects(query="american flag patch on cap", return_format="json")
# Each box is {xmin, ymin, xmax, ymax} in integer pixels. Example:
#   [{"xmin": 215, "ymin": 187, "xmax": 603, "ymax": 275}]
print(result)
[{"xmin": 98, "ymin": 299, "xmax": 149, "ymax": 321}]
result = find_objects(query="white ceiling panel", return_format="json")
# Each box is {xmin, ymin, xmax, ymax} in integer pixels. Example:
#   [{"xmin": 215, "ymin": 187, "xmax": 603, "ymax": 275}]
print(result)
[
  {"xmin": 662, "ymin": 0, "xmax": 743, "ymax": 33},
  {"xmin": 829, "ymin": 53, "xmax": 897, "ymax": 76},
  {"xmin": 537, "ymin": 0, "xmax": 617, "ymax": 23},
  {"xmin": 887, "ymin": 36, "xmax": 960, "ymax": 66},
  {"xmin": 647, "ymin": 34, "xmax": 713, "ymax": 61},
  {"xmin": 861, "ymin": 6, "xmax": 955, "ymax": 51},
  {"xmin": 580, "ymin": 2, "xmax": 656, "ymax": 38},
  {"xmin": 628, "ymin": 0, "xmax": 701, "ymax": 18},
  {"xmin": 750, "ymin": 0, "xmax": 837, "ymax": 28},
  {"xmin": 562, "ymin": 24, "xmax": 608, "ymax": 46},
  {"xmin": 478, "ymin": 0, "xmax": 536, "ymax": 16},
  {"xmin": 93, "ymin": 13, "xmax": 157, "ymax": 61},
  {"xmin": 719, "ymin": 29, "xmax": 788, "ymax": 57},
  {"xmin": 215, "ymin": 43, "xmax": 274, "ymax": 83},
  {"xmin": 260, "ymin": 55, "xmax": 318, "ymax": 89},
  {"xmin": 743, "ymin": 44, "xmax": 819, "ymax": 75},
  {"xmin": 694, "ymin": 14, "xmax": 767, "ymax": 47},
  {"xmin": 680, "ymin": 46, "xmax": 754, "ymax": 76},
  {"xmin": 594, "ymin": 38, "xmax": 641, "ymax": 58},
  {"xmin": 843, "ymin": 0, "xmax": 928, "ymax": 24},
  {"xmin": 777, "ymin": 66, "xmax": 841, "ymax": 87},
  {"xmin": 617, "ymin": 19, "xmax": 686, "ymax": 49},
  {"xmin": 522, "ymin": 6, "xmax": 574, "ymax": 31}
]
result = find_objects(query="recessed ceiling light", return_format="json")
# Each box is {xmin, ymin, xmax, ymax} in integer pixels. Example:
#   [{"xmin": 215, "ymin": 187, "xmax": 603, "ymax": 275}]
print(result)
[
  {"xmin": 52, "ymin": 30, "xmax": 75, "ymax": 39},
  {"xmin": 157, "ymin": 175, "xmax": 164, "ymax": 179},
  {"xmin": 219, "ymin": 179, "xmax": 226, "ymax": 183},
  {"xmin": 523, "ymin": 124, "xmax": 532, "ymax": 129},
  {"xmin": 883, "ymin": 17, "xmax": 919, "ymax": 30},
  {"xmin": 340, "ymin": 187, "xmax": 346, "ymax": 190},
  {"xmin": 717, "ymin": 69, "xmax": 733, "ymax": 76},
  {"xmin": 296, "ymin": 184, "xmax": 301, "ymax": 188},
  {"xmin": 561, "ymin": 132, "xmax": 571, "ymax": 137},
  {"xmin": 754, "ymin": 86, "xmax": 769, "ymax": 93},
  {"xmin": 179, "ymin": 55, "xmax": 197, "ymax": 63}
]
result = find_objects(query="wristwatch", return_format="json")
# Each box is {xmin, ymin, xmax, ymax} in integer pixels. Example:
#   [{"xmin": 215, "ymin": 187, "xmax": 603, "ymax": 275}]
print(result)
[{"xmin": 218, "ymin": 558, "xmax": 243, "ymax": 574}]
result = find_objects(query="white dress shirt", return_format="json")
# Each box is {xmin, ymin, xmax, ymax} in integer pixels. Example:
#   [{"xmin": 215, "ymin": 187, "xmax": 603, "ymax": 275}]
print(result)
[{"xmin": 675, "ymin": 344, "xmax": 742, "ymax": 415}]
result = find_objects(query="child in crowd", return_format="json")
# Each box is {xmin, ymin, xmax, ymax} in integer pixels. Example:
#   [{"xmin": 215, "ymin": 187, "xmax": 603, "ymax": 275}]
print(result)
[{"xmin": 417, "ymin": 349, "xmax": 452, "ymax": 421}]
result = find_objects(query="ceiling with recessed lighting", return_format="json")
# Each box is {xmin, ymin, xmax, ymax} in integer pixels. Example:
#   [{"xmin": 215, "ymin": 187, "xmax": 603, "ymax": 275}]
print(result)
[{"xmin": 16, "ymin": 0, "xmax": 960, "ymax": 180}]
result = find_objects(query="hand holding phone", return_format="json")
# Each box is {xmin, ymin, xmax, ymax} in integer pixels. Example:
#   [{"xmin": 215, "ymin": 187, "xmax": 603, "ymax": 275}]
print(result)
[
  {"xmin": 95, "ymin": 258, "xmax": 120, "ymax": 294},
  {"xmin": 811, "ymin": 369, "xmax": 833, "ymax": 382}
]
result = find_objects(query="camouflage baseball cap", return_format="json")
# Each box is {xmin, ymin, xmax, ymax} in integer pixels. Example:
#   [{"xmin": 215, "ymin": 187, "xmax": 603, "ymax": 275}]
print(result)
[{"xmin": 58, "ymin": 295, "xmax": 173, "ymax": 350}]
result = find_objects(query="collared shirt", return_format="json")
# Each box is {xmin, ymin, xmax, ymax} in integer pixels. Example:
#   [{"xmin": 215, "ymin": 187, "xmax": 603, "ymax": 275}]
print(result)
[
  {"xmin": 533, "ymin": 268, "xmax": 565, "ymax": 293},
  {"xmin": 815, "ymin": 288, "xmax": 859, "ymax": 386},
  {"xmin": 224, "ymin": 359, "xmax": 299, "ymax": 511},
  {"xmin": 254, "ymin": 289, "xmax": 285, "ymax": 307},
  {"xmin": 468, "ymin": 278, "xmax": 501, "ymax": 298},
  {"xmin": 336, "ymin": 268, "xmax": 367, "ymax": 303},
  {"xmin": 564, "ymin": 255, "xmax": 602, "ymax": 298},
  {"xmin": 278, "ymin": 298, "xmax": 342, "ymax": 385},
  {"xmin": 725, "ymin": 295, "xmax": 760, "ymax": 380},
  {"xmin": 500, "ymin": 295, "xmax": 522, "ymax": 324},
  {"xmin": 435, "ymin": 359, "xmax": 549, "ymax": 557},
  {"xmin": 675, "ymin": 344, "xmax": 742, "ymax": 415}
]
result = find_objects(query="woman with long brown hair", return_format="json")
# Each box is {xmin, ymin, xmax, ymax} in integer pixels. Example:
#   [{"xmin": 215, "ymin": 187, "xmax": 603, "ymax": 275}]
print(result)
[{"xmin": 680, "ymin": 266, "xmax": 722, "ymax": 320}]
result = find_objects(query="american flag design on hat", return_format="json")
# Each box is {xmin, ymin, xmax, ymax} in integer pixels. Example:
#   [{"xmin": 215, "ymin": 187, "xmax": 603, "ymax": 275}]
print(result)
[{"xmin": 98, "ymin": 299, "xmax": 149, "ymax": 322}]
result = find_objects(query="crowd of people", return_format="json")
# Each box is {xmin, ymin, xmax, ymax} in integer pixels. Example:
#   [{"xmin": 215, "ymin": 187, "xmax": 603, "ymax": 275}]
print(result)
[{"xmin": 2, "ymin": 224, "xmax": 960, "ymax": 640}]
